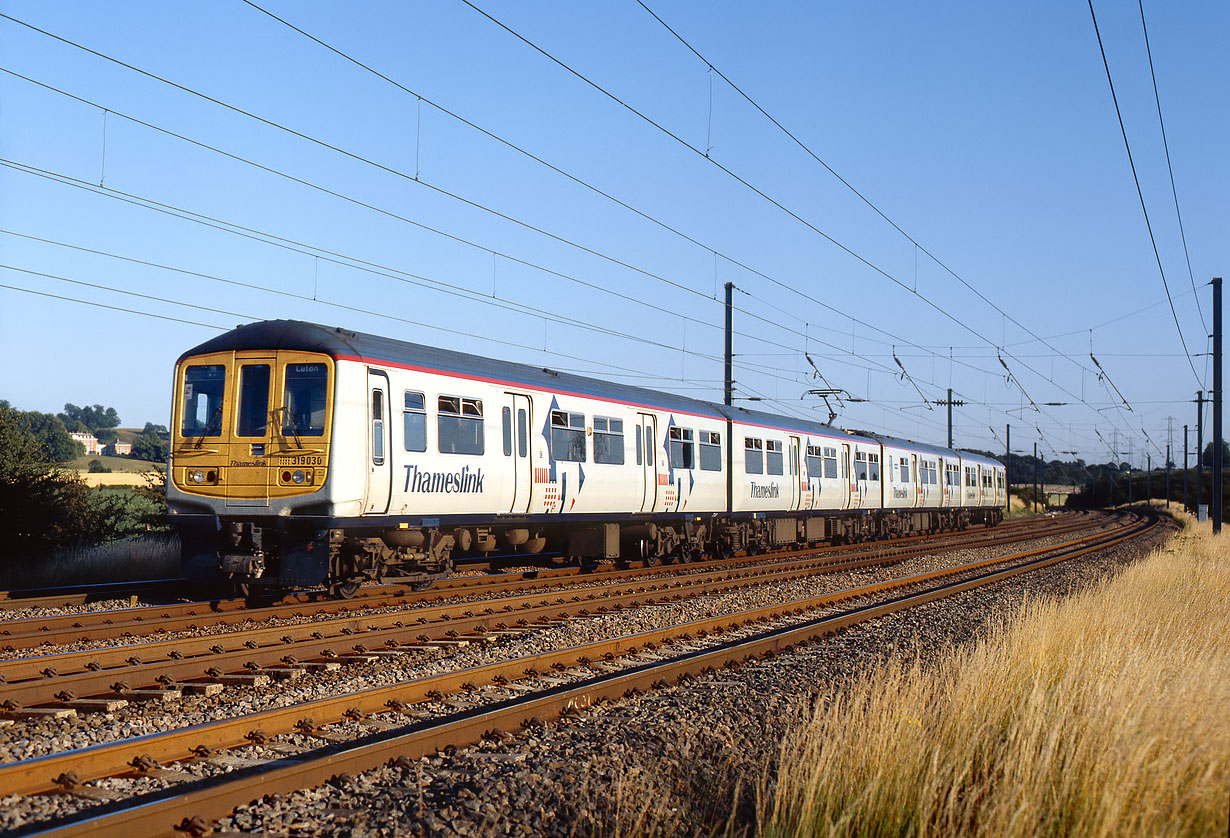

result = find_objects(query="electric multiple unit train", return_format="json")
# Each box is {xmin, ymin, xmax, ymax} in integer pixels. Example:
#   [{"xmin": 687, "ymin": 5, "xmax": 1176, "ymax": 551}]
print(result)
[{"xmin": 167, "ymin": 320, "xmax": 1006, "ymax": 597}]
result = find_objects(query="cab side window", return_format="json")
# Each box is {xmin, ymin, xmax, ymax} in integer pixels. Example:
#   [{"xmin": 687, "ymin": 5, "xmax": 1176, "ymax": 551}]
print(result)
[{"xmin": 403, "ymin": 391, "xmax": 426, "ymax": 452}]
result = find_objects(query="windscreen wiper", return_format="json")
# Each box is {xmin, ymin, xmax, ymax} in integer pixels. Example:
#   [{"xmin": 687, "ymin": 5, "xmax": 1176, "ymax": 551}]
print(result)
[
  {"xmin": 193, "ymin": 406, "xmax": 222, "ymax": 449},
  {"xmin": 279, "ymin": 406, "xmax": 304, "ymax": 449}
]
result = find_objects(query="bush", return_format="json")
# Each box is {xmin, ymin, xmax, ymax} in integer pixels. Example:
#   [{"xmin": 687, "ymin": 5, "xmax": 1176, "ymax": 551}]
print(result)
[
  {"xmin": 0, "ymin": 404, "xmax": 170, "ymax": 572},
  {"xmin": 87, "ymin": 458, "xmax": 112, "ymax": 473}
]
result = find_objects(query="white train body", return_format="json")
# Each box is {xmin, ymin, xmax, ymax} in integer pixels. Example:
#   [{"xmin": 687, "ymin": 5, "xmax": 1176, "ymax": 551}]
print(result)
[{"xmin": 167, "ymin": 321, "xmax": 1006, "ymax": 591}]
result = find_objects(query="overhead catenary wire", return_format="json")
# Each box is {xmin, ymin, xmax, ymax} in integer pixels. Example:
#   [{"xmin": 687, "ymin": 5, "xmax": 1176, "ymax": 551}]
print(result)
[
  {"xmin": 0, "ymin": 13, "xmax": 1023, "ymax": 411},
  {"xmin": 1137, "ymin": 0, "xmax": 1205, "ymax": 338},
  {"xmin": 235, "ymin": 0, "xmax": 1015, "ymax": 386},
  {"xmin": 454, "ymin": 2, "xmax": 1061, "ymax": 357},
  {"xmin": 1, "ymin": 11, "xmax": 1134, "ymax": 444},
  {"xmin": 1, "ymin": 63, "xmax": 919, "ymax": 394},
  {"xmin": 0, "ymin": 281, "xmax": 226, "ymax": 330},
  {"xmin": 0, "ymin": 11, "xmax": 1156, "ymax": 452},
  {"xmin": 0, "ymin": 261, "xmax": 699, "ymax": 379},
  {"xmin": 0, "ymin": 65, "xmax": 722, "ymax": 332},
  {"xmin": 452, "ymin": 1, "xmax": 1140, "ymax": 439},
  {"xmin": 1085, "ymin": 0, "xmax": 1203, "ymax": 389},
  {"xmin": 1, "ymin": 158, "xmax": 947, "ymax": 415},
  {"xmin": 0, "ymin": 228, "xmax": 717, "ymax": 363},
  {"xmin": 634, "ymin": 0, "xmax": 1107, "ymax": 386},
  {"xmin": 0, "ymin": 156, "xmax": 1121, "ymax": 455}
]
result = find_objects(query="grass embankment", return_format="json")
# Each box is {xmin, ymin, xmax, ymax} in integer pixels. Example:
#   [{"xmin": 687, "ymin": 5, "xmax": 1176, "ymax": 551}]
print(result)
[
  {"xmin": 0, "ymin": 535, "xmax": 180, "ymax": 590},
  {"xmin": 66, "ymin": 454, "xmax": 160, "ymax": 473},
  {"xmin": 759, "ymin": 514, "xmax": 1228, "ymax": 837}
]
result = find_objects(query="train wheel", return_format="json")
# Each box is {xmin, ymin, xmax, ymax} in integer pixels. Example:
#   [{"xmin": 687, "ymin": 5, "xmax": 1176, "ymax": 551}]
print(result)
[
  {"xmin": 329, "ymin": 578, "xmax": 360, "ymax": 599},
  {"xmin": 410, "ymin": 579, "xmax": 435, "ymax": 592}
]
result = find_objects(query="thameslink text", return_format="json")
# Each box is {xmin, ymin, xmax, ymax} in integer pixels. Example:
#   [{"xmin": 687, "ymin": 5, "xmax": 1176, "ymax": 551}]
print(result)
[
  {"xmin": 404, "ymin": 464, "xmax": 486, "ymax": 494},
  {"xmin": 750, "ymin": 482, "xmax": 780, "ymax": 499}
]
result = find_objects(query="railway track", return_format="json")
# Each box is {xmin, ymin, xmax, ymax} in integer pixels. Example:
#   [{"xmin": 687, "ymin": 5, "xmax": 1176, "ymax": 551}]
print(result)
[
  {"xmin": 0, "ymin": 580, "xmax": 187, "ymax": 611},
  {"xmin": 0, "ymin": 509, "xmax": 1160, "ymax": 837},
  {"xmin": 1, "ymin": 513, "xmax": 1084, "ymax": 648},
  {"xmin": 0, "ymin": 514, "xmax": 1067, "ymax": 617},
  {"xmin": 0, "ymin": 515, "xmax": 1109, "ymax": 715}
]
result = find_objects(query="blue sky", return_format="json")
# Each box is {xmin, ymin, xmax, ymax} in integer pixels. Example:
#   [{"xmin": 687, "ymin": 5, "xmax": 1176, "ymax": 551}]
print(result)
[{"xmin": 1, "ymin": 1, "xmax": 1226, "ymax": 466}]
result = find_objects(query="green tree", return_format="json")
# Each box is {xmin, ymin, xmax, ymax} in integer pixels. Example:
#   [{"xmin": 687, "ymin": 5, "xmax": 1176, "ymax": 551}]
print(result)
[
  {"xmin": 11, "ymin": 408, "xmax": 83, "ymax": 462},
  {"xmin": 130, "ymin": 422, "xmax": 168, "ymax": 462},
  {"xmin": 0, "ymin": 404, "xmax": 96, "ymax": 560},
  {"xmin": 1, "ymin": 404, "xmax": 170, "ymax": 567},
  {"xmin": 87, "ymin": 458, "xmax": 112, "ymax": 473},
  {"xmin": 58, "ymin": 403, "xmax": 121, "ymax": 433},
  {"xmin": 1201, "ymin": 440, "xmax": 1230, "ymax": 468}
]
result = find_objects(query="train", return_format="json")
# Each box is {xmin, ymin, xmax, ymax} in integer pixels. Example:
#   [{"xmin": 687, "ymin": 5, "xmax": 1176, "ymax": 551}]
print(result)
[{"xmin": 166, "ymin": 320, "xmax": 1006, "ymax": 597}]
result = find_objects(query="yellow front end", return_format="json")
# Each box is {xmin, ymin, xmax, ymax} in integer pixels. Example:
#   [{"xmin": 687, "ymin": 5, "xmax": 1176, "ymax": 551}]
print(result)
[{"xmin": 169, "ymin": 350, "xmax": 333, "ymax": 502}]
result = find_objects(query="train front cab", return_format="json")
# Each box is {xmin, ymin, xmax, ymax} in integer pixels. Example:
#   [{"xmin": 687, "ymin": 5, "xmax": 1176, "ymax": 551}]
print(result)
[{"xmin": 167, "ymin": 349, "xmax": 334, "ymax": 586}]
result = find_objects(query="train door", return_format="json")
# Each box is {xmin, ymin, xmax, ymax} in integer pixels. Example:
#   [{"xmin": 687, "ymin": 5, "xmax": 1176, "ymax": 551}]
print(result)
[
  {"xmin": 637, "ymin": 413, "xmax": 658, "ymax": 512},
  {"xmin": 507, "ymin": 392, "xmax": 532, "ymax": 513},
  {"xmin": 855, "ymin": 449, "xmax": 870, "ymax": 509},
  {"xmin": 364, "ymin": 369, "xmax": 391, "ymax": 515},
  {"xmin": 227, "ymin": 353, "xmax": 275, "ymax": 508},
  {"xmin": 911, "ymin": 453, "xmax": 920, "ymax": 507},
  {"xmin": 841, "ymin": 443, "xmax": 853, "ymax": 509},
  {"xmin": 788, "ymin": 435, "xmax": 802, "ymax": 510}
]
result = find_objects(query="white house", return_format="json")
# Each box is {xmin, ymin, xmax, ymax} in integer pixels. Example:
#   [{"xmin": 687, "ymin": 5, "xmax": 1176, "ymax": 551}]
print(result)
[{"xmin": 69, "ymin": 431, "xmax": 103, "ymax": 456}]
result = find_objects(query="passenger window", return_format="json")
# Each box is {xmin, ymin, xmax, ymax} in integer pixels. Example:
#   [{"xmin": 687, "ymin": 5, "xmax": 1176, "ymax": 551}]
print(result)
[
  {"xmin": 438, "ymin": 395, "xmax": 484, "ymax": 455},
  {"xmin": 700, "ymin": 431, "xmax": 722, "ymax": 471},
  {"xmin": 854, "ymin": 452, "xmax": 868, "ymax": 481},
  {"xmin": 805, "ymin": 445, "xmax": 823, "ymax": 478},
  {"xmin": 371, "ymin": 389, "xmax": 385, "ymax": 465},
  {"xmin": 182, "ymin": 365, "xmax": 225, "ymax": 438},
  {"xmin": 594, "ymin": 415, "xmax": 625, "ymax": 465},
  {"xmin": 403, "ymin": 391, "xmax": 426, "ymax": 452},
  {"xmin": 899, "ymin": 457, "xmax": 910, "ymax": 483},
  {"xmin": 236, "ymin": 364, "xmax": 271, "ymax": 437},
  {"xmin": 517, "ymin": 409, "xmax": 528, "ymax": 458},
  {"xmin": 502, "ymin": 407, "xmax": 513, "ymax": 456},
  {"xmin": 766, "ymin": 439, "xmax": 783, "ymax": 475},
  {"xmin": 745, "ymin": 437, "xmax": 763, "ymax": 474},
  {"xmin": 550, "ymin": 410, "xmax": 586, "ymax": 462},
  {"xmin": 869, "ymin": 453, "xmax": 881, "ymax": 481},
  {"xmin": 668, "ymin": 426, "xmax": 694, "ymax": 469}
]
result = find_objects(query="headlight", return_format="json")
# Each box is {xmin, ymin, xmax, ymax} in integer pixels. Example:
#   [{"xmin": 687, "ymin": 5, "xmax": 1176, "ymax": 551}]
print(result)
[
  {"xmin": 189, "ymin": 469, "xmax": 206, "ymax": 484},
  {"xmin": 292, "ymin": 470, "xmax": 306, "ymax": 485}
]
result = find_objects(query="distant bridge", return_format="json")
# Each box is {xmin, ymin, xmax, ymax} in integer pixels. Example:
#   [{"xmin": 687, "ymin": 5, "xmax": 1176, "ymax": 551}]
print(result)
[{"xmin": 1012, "ymin": 483, "xmax": 1081, "ymax": 507}]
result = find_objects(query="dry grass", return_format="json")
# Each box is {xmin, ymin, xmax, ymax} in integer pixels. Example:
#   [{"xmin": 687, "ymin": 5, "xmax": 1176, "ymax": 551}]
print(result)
[
  {"xmin": 759, "ymin": 514, "xmax": 1228, "ymax": 837},
  {"xmin": 0, "ymin": 534, "xmax": 180, "ymax": 589}
]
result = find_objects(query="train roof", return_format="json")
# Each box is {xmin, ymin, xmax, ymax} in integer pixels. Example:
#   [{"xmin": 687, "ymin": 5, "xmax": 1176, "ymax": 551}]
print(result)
[
  {"xmin": 862, "ymin": 432, "xmax": 961, "ymax": 459},
  {"xmin": 181, "ymin": 321, "xmax": 997, "ymax": 463},
  {"xmin": 855, "ymin": 432, "xmax": 1004, "ymax": 467},
  {"xmin": 956, "ymin": 450, "xmax": 1005, "ymax": 468},
  {"xmin": 180, "ymin": 320, "xmax": 728, "ymax": 420},
  {"xmin": 717, "ymin": 404, "xmax": 877, "ymax": 445}
]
